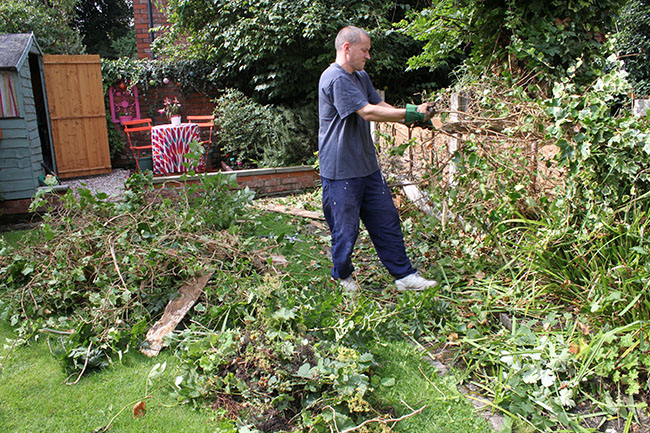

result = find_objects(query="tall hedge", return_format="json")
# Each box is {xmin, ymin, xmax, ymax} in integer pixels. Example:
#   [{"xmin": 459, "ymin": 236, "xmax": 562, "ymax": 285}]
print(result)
[
  {"xmin": 152, "ymin": 0, "xmax": 445, "ymax": 105},
  {"xmin": 616, "ymin": 0, "xmax": 650, "ymax": 96}
]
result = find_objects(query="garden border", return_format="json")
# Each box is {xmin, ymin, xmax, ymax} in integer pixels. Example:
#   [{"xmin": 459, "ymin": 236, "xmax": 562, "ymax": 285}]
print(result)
[{"xmin": 152, "ymin": 165, "xmax": 319, "ymax": 196}]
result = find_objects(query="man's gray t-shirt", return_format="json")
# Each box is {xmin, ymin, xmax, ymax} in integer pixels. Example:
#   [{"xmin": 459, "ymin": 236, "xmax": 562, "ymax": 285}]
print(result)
[{"xmin": 318, "ymin": 63, "xmax": 383, "ymax": 180}]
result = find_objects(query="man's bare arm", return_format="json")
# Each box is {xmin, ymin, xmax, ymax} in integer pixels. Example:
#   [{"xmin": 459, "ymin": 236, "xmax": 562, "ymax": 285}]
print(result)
[{"xmin": 356, "ymin": 101, "xmax": 433, "ymax": 122}]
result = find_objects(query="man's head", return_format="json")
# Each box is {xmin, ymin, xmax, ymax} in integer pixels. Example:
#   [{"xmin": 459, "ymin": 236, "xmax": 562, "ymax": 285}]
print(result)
[{"xmin": 335, "ymin": 26, "xmax": 371, "ymax": 73}]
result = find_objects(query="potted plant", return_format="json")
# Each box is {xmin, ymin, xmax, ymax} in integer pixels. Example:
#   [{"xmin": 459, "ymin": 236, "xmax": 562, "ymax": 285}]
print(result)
[{"xmin": 159, "ymin": 97, "xmax": 182, "ymax": 126}]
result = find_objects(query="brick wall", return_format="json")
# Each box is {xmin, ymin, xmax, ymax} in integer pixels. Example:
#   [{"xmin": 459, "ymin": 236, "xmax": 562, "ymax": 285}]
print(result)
[
  {"xmin": 133, "ymin": 0, "xmax": 170, "ymax": 60},
  {"xmin": 234, "ymin": 168, "xmax": 320, "ymax": 195},
  {"xmin": 111, "ymin": 81, "xmax": 218, "ymax": 166},
  {"xmin": 1, "ymin": 167, "xmax": 320, "ymax": 215},
  {"xmin": 152, "ymin": 167, "xmax": 320, "ymax": 197},
  {"xmin": 134, "ymin": 81, "xmax": 216, "ymax": 125}
]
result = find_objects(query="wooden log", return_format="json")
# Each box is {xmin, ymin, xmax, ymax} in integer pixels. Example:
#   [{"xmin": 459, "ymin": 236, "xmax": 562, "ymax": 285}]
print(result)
[
  {"xmin": 140, "ymin": 272, "xmax": 212, "ymax": 357},
  {"xmin": 263, "ymin": 203, "xmax": 325, "ymax": 221}
]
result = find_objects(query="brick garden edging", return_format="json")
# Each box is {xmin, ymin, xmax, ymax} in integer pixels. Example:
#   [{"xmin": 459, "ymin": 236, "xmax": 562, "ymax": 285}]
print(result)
[
  {"xmin": 152, "ymin": 165, "xmax": 319, "ymax": 196},
  {"xmin": 1, "ymin": 166, "xmax": 319, "ymax": 216}
]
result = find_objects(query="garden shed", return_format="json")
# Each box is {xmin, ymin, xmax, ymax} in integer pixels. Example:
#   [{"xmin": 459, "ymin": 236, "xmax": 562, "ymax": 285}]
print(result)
[{"xmin": 0, "ymin": 33, "xmax": 56, "ymax": 201}]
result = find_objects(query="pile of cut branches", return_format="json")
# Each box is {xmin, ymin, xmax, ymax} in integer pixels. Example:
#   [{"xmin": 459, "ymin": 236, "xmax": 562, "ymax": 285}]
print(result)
[{"xmin": 0, "ymin": 171, "xmax": 256, "ymax": 374}]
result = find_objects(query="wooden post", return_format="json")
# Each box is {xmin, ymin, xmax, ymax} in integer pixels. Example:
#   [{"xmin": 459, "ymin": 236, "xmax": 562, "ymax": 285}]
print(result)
[
  {"xmin": 530, "ymin": 140, "xmax": 538, "ymax": 193},
  {"xmin": 448, "ymin": 92, "xmax": 469, "ymax": 187},
  {"xmin": 633, "ymin": 98, "xmax": 650, "ymax": 117}
]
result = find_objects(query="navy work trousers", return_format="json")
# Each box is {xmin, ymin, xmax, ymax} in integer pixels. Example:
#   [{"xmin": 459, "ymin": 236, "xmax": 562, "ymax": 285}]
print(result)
[{"xmin": 321, "ymin": 170, "xmax": 416, "ymax": 280}]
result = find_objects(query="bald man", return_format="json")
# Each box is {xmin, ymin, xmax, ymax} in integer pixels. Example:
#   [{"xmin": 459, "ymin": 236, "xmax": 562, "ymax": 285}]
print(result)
[{"xmin": 318, "ymin": 25, "xmax": 437, "ymax": 293}]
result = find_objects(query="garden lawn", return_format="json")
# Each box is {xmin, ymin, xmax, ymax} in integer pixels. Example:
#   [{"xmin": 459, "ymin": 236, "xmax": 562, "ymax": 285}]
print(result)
[
  {"xmin": 0, "ymin": 322, "xmax": 217, "ymax": 433},
  {"xmin": 0, "ymin": 321, "xmax": 493, "ymax": 433},
  {"xmin": 371, "ymin": 340, "xmax": 493, "ymax": 433}
]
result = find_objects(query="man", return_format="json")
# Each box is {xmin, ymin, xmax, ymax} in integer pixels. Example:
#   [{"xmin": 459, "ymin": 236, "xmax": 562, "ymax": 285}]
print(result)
[{"xmin": 318, "ymin": 25, "xmax": 437, "ymax": 292}]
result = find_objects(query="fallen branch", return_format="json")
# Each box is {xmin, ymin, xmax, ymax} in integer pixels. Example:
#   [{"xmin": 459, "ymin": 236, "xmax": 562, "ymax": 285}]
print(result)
[
  {"xmin": 140, "ymin": 272, "xmax": 212, "ymax": 357},
  {"xmin": 109, "ymin": 238, "xmax": 128, "ymax": 292},
  {"xmin": 324, "ymin": 404, "xmax": 426, "ymax": 433},
  {"xmin": 262, "ymin": 203, "xmax": 325, "ymax": 221},
  {"xmin": 65, "ymin": 341, "xmax": 92, "ymax": 385},
  {"xmin": 418, "ymin": 365, "xmax": 448, "ymax": 401},
  {"xmin": 0, "ymin": 336, "xmax": 22, "ymax": 372},
  {"xmin": 39, "ymin": 328, "xmax": 75, "ymax": 335},
  {"xmin": 92, "ymin": 396, "xmax": 153, "ymax": 433}
]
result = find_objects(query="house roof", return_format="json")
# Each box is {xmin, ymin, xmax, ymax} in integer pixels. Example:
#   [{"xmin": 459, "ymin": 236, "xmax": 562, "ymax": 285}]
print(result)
[{"xmin": 0, "ymin": 33, "xmax": 42, "ymax": 71}]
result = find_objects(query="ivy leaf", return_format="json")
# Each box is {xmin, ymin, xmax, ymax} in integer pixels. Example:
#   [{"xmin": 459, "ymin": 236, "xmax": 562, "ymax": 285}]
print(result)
[
  {"xmin": 297, "ymin": 362, "xmax": 313, "ymax": 378},
  {"xmin": 540, "ymin": 369, "xmax": 556, "ymax": 388},
  {"xmin": 522, "ymin": 367, "xmax": 540, "ymax": 384},
  {"xmin": 147, "ymin": 361, "xmax": 167, "ymax": 388},
  {"xmin": 557, "ymin": 388, "xmax": 575, "ymax": 408},
  {"xmin": 273, "ymin": 307, "xmax": 295, "ymax": 321}
]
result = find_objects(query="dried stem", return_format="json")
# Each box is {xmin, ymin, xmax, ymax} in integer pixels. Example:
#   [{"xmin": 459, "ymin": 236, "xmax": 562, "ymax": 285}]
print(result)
[{"xmin": 324, "ymin": 404, "xmax": 427, "ymax": 433}]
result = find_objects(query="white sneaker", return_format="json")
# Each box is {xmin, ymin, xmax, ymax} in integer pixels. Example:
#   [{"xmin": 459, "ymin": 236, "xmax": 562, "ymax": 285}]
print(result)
[
  {"xmin": 395, "ymin": 272, "xmax": 438, "ymax": 292},
  {"xmin": 338, "ymin": 276, "xmax": 360, "ymax": 293}
]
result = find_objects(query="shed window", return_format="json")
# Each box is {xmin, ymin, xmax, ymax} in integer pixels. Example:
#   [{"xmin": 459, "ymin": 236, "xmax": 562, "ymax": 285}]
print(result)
[{"xmin": 0, "ymin": 71, "xmax": 19, "ymax": 118}]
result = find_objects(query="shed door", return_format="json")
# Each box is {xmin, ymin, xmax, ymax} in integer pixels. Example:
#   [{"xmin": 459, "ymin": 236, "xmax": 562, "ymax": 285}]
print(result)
[{"xmin": 43, "ymin": 55, "xmax": 111, "ymax": 178}]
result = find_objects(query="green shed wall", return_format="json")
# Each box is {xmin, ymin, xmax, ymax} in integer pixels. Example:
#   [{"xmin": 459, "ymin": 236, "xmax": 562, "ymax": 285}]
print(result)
[{"xmin": 0, "ymin": 45, "xmax": 45, "ymax": 201}]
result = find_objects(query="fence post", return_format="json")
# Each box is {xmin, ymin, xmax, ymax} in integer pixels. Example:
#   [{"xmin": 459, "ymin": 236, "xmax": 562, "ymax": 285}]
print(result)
[
  {"xmin": 530, "ymin": 140, "xmax": 539, "ymax": 193},
  {"xmin": 633, "ymin": 98, "xmax": 650, "ymax": 117},
  {"xmin": 448, "ymin": 92, "xmax": 469, "ymax": 187}
]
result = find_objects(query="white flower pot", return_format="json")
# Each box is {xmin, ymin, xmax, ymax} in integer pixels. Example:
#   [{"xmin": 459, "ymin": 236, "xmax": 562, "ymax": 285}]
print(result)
[{"xmin": 170, "ymin": 116, "xmax": 181, "ymax": 126}]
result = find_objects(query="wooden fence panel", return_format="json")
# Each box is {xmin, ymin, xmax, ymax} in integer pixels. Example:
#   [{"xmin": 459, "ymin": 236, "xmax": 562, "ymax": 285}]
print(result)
[{"xmin": 43, "ymin": 55, "xmax": 111, "ymax": 178}]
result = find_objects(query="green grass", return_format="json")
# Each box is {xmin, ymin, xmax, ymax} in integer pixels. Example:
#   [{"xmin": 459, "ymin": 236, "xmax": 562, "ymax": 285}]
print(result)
[
  {"xmin": 371, "ymin": 340, "xmax": 493, "ymax": 433},
  {"xmin": 0, "ymin": 228, "xmax": 35, "ymax": 248},
  {"xmin": 0, "ymin": 322, "xmax": 217, "ymax": 433},
  {"xmin": 0, "ymin": 321, "xmax": 494, "ymax": 433},
  {"xmin": 0, "ymin": 202, "xmax": 495, "ymax": 433}
]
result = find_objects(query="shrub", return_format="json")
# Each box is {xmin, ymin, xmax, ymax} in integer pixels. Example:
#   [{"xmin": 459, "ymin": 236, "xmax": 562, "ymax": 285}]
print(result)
[
  {"xmin": 616, "ymin": 0, "xmax": 650, "ymax": 96},
  {"xmin": 215, "ymin": 89, "xmax": 316, "ymax": 168}
]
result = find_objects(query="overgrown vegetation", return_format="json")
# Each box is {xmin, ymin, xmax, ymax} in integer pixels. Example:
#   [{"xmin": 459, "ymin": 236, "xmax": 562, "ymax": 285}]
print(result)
[
  {"xmin": 0, "ymin": 0, "xmax": 84, "ymax": 54},
  {"xmin": 4, "ymin": 58, "xmax": 650, "ymax": 428},
  {"xmin": 215, "ymin": 89, "xmax": 316, "ymax": 168},
  {"xmin": 71, "ymin": 0, "xmax": 132, "ymax": 59},
  {"xmin": 4, "ymin": 1, "xmax": 650, "ymax": 432},
  {"xmin": 154, "ymin": 0, "xmax": 445, "ymax": 104},
  {"xmin": 390, "ymin": 48, "xmax": 650, "ymax": 431},
  {"xmin": 398, "ymin": 0, "xmax": 626, "ymax": 87},
  {"xmin": 100, "ymin": 57, "xmax": 221, "ymax": 95},
  {"xmin": 0, "ymin": 168, "xmax": 471, "ymax": 432},
  {"xmin": 616, "ymin": 0, "xmax": 650, "ymax": 96},
  {"xmin": 0, "ymin": 0, "xmax": 133, "ymax": 57},
  {"xmin": 0, "ymin": 170, "xmax": 254, "ymax": 374}
]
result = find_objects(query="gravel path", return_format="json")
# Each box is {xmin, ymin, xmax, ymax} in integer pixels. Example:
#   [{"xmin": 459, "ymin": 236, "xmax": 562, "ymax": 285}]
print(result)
[{"xmin": 59, "ymin": 169, "xmax": 130, "ymax": 199}]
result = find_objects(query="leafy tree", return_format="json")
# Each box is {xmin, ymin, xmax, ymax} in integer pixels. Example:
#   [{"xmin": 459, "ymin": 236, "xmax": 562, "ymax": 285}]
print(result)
[
  {"xmin": 0, "ymin": 0, "xmax": 84, "ymax": 54},
  {"xmin": 616, "ymin": 0, "xmax": 650, "ymax": 96},
  {"xmin": 111, "ymin": 27, "xmax": 137, "ymax": 59},
  {"xmin": 72, "ymin": 0, "xmax": 133, "ymax": 59},
  {"xmin": 399, "ymin": 0, "xmax": 627, "ymax": 86},
  {"xmin": 152, "ymin": 0, "xmax": 444, "ymax": 104}
]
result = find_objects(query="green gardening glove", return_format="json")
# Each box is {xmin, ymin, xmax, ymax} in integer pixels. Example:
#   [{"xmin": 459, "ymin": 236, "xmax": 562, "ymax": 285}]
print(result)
[{"xmin": 405, "ymin": 104, "xmax": 433, "ymax": 129}]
